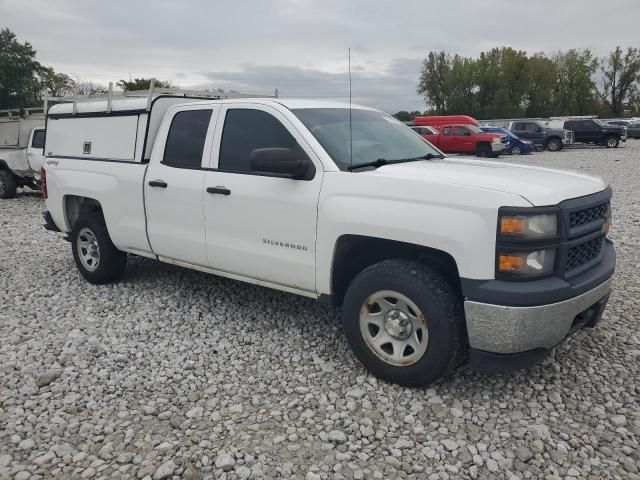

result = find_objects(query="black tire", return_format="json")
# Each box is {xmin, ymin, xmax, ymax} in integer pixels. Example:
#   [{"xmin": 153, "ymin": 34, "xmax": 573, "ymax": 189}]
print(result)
[
  {"xmin": 545, "ymin": 138, "xmax": 562, "ymax": 152},
  {"xmin": 475, "ymin": 144, "xmax": 492, "ymax": 158},
  {"xmin": 342, "ymin": 259, "xmax": 465, "ymax": 387},
  {"xmin": 605, "ymin": 135, "xmax": 619, "ymax": 148},
  {"xmin": 0, "ymin": 170, "xmax": 18, "ymax": 199},
  {"xmin": 71, "ymin": 214, "xmax": 127, "ymax": 284}
]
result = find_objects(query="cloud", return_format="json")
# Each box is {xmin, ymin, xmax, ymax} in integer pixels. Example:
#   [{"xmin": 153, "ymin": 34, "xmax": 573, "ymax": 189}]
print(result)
[
  {"xmin": 2, "ymin": 0, "xmax": 639, "ymax": 113},
  {"xmin": 199, "ymin": 58, "xmax": 424, "ymax": 112}
]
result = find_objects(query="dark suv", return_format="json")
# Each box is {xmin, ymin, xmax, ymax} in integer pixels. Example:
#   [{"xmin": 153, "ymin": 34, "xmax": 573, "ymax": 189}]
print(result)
[
  {"xmin": 509, "ymin": 121, "xmax": 573, "ymax": 152},
  {"xmin": 564, "ymin": 119, "xmax": 627, "ymax": 148}
]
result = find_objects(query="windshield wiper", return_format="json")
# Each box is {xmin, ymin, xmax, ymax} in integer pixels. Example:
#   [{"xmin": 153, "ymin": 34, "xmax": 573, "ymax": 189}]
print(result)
[{"xmin": 348, "ymin": 153, "xmax": 444, "ymax": 171}]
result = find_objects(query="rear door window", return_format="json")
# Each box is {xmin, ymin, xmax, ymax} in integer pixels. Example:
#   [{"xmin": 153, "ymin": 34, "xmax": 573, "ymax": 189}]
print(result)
[
  {"xmin": 31, "ymin": 129, "xmax": 45, "ymax": 148},
  {"xmin": 442, "ymin": 127, "xmax": 452, "ymax": 136},
  {"xmin": 163, "ymin": 110, "xmax": 212, "ymax": 168}
]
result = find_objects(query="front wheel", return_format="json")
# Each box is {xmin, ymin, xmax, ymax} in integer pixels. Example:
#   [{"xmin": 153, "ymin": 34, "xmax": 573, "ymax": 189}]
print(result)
[
  {"xmin": 0, "ymin": 170, "xmax": 18, "ymax": 199},
  {"xmin": 511, "ymin": 145, "xmax": 522, "ymax": 155},
  {"xmin": 71, "ymin": 214, "xmax": 127, "ymax": 284},
  {"xmin": 342, "ymin": 260, "xmax": 465, "ymax": 387},
  {"xmin": 605, "ymin": 136, "xmax": 620, "ymax": 148},
  {"xmin": 546, "ymin": 138, "xmax": 562, "ymax": 152},
  {"xmin": 475, "ymin": 144, "xmax": 492, "ymax": 158}
]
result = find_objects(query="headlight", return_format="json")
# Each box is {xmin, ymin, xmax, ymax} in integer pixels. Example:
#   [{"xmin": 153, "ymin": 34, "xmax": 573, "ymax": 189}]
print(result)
[
  {"xmin": 498, "ymin": 249, "xmax": 556, "ymax": 275},
  {"xmin": 499, "ymin": 213, "xmax": 557, "ymax": 237},
  {"xmin": 492, "ymin": 137, "xmax": 501, "ymax": 144}
]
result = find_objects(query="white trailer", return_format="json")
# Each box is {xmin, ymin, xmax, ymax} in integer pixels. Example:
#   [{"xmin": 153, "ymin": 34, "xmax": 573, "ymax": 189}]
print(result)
[{"xmin": 0, "ymin": 108, "xmax": 46, "ymax": 198}]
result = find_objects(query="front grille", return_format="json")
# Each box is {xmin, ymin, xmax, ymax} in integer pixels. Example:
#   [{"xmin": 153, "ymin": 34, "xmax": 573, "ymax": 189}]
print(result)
[
  {"xmin": 566, "ymin": 236, "xmax": 604, "ymax": 272},
  {"xmin": 569, "ymin": 202, "xmax": 609, "ymax": 229}
]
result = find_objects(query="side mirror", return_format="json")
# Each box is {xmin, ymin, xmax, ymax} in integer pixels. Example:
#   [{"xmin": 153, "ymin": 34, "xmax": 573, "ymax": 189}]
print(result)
[
  {"xmin": 535, "ymin": 127, "xmax": 542, "ymax": 132},
  {"xmin": 250, "ymin": 147, "xmax": 314, "ymax": 180}
]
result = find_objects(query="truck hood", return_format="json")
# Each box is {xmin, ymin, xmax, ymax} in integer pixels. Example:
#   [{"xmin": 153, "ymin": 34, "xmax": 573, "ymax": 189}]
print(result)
[{"xmin": 369, "ymin": 157, "xmax": 607, "ymax": 206}]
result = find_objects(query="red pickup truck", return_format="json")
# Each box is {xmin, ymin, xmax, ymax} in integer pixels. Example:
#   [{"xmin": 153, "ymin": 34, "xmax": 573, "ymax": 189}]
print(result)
[{"xmin": 411, "ymin": 124, "xmax": 507, "ymax": 157}]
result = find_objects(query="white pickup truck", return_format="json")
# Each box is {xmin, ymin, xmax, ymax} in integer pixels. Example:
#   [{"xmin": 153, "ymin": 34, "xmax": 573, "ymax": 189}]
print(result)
[
  {"xmin": 42, "ymin": 94, "xmax": 616, "ymax": 386},
  {"xmin": 0, "ymin": 111, "xmax": 46, "ymax": 198}
]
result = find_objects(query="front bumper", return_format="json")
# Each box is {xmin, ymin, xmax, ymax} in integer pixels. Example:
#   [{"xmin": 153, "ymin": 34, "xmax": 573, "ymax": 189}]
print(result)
[
  {"xmin": 491, "ymin": 143, "xmax": 506, "ymax": 153},
  {"xmin": 465, "ymin": 276, "xmax": 612, "ymax": 353},
  {"xmin": 465, "ymin": 278, "xmax": 612, "ymax": 373}
]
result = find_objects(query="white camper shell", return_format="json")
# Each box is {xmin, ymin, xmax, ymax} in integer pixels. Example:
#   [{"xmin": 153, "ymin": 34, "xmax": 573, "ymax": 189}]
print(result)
[{"xmin": 45, "ymin": 87, "xmax": 279, "ymax": 165}]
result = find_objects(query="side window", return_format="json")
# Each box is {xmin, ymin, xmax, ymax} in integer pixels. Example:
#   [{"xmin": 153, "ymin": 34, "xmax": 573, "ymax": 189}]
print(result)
[
  {"xmin": 565, "ymin": 121, "xmax": 576, "ymax": 130},
  {"xmin": 512, "ymin": 123, "xmax": 524, "ymax": 131},
  {"xmin": 163, "ymin": 110, "xmax": 212, "ymax": 168},
  {"xmin": 582, "ymin": 120, "xmax": 596, "ymax": 129},
  {"xmin": 31, "ymin": 129, "xmax": 45, "ymax": 148},
  {"xmin": 454, "ymin": 127, "xmax": 469, "ymax": 136},
  {"xmin": 442, "ymin": 127, "xmax": 452, "ymax": 136},
  {"xmin": 218, "ymin": 109, "xmax": 299, "ymax": 173},
  {"xmin": 524, "ymin": 123, "xmax": 536, "ymax": 132}
]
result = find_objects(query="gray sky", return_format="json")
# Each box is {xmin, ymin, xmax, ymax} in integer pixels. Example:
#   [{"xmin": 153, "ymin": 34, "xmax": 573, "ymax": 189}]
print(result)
[{"xmin": 2, "ymin": 0, "xmax": 639, "ymax": 113}]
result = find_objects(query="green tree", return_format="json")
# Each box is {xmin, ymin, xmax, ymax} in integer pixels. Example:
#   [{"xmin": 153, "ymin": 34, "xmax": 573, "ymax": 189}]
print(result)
[
  {"xmin": 417, "ymin": 51, "xmax": 451, "ymax": 113},
  {"xmin": 0, "ymin": 28, "xmax": 44, "ymax": 108},
  {"xmin": 116, "ymin": 77, "xmax": 174, "ymax": 91},
  {"xmin": 552, "ymin": 49, "xmax": 598, "ymax": 115},
  {"xmin": 524, "ymin": 54, "xmax": 557, "ymax": 117},
  {"xmin": 447, "ymin": 55, "xmax": 476, "ymax": 115},
  {"xmin": 596, "ymin": 46, "xmax": 640, "ymax": 116},
  {"xmin": 40, "ymin": 69, "xmax": 76, "ymax": 97}
]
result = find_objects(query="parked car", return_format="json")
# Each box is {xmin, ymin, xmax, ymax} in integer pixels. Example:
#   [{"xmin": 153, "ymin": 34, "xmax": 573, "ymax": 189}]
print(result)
[
  {"xmin": 42, "ymin": 94, "xmax": 615, "ymax": 386},
  {"xmin": 480, "ymin": 126, "xmax": 534, "ymax": 155},
  {"xmin": 0, "ymin": 112, "xmax": 46, "ymax": 198},
  {"xmin": 564, "ymin": 119, "xmax": 627, "ymax": 148},
  {"xmin": 508, "ymin": 120, "xmax": 573, "ymax": 152},
  {"xmin": 419, "ymin": 124, "xmax": 507, "ymax": 157},
  {"xmin": 626, "ymin": 122, "xmax": 640, "ymax": 139},
  {"xmin": 414, "ymin": 115, "xmax": 479, "ymax": 128},
  {"xmin": 410, "ymin": 125, "xmax": 439, "ymax": 144}
]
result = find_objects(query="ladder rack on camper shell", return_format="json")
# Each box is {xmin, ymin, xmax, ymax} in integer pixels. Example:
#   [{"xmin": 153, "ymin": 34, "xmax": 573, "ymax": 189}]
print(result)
[{"xmin": 43, "ymin": 80, "xmax": 279, "ymax": 115}]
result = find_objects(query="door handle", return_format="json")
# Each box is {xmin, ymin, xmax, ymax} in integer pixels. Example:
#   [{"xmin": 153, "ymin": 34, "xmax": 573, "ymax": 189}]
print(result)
[
  {"xmin": 207, "ymin": 186, "xmax": 231, "ymax": 195},
  {"xmin": 148, "ymin": 180, "xmax": 168, "ymax": 188}
]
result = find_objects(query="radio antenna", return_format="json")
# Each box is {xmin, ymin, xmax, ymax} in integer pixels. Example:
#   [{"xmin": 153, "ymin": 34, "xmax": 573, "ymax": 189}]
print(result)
[{"xmin": 348, "ymin": 47, "xmax": 353, "ymax": 171}]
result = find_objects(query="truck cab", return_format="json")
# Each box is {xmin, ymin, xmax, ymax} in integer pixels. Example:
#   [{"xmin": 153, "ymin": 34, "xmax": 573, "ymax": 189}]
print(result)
[
  {"xmin": 509, "ymin": 120, "xmax": 573, "ymax": 152},
  {"xmin": 41, "ymin": 93, "xmax": 616, "ymax": 387},
  {"xmin": 564, "ymin": 119, "xmax": 626, "ymax": 148}
]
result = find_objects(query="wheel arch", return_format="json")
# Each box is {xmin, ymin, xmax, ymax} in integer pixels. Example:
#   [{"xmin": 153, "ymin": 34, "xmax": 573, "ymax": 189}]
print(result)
[
  {"xmin": 63, "ymin": 195, "xmax": 105, "ymax": 231},
  {"xmin": 329, "ymin": 234, "xmax": 461, "ymax": 307}
]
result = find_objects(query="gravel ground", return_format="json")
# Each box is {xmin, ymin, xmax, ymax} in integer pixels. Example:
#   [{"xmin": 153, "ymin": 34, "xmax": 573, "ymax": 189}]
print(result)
[{"xmin": 1, "ymin": 141, "xmax": 639, "ymax": 480}]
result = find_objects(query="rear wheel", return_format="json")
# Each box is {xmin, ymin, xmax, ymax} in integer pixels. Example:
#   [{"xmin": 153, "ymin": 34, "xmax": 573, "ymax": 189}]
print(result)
[
  {"xmin": 342, "ymin": 259, "xmax": 465, "ymax": 387},
  {"xmin": 545, "ymin": 138, "xmax": 562, "ymax": 152},
  {"xmin": 71, "ymin": 214, "xmax": 127, "ymax": 284},
  {"xmin": 605, "ymin": 135, "xmax": 619, "ymax": 148},
  {"xmin": 0, "ymin": 170, "xmax": 18, "ymax": 199},
  {"xmin": 475, "ymin": 144, "xmax": 492, "ymax": 158}
]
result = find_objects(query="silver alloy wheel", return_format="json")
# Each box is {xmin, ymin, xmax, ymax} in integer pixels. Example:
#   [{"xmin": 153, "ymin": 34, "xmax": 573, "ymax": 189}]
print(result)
[
  {"xmin": 77, "ymin": 227, "xmax": 100, "ymax": 272},
  {"xmin": 359, "ymin": 290, "xmax": 429, "ymax": 366},
  {"xmin": 607, "ymin": 137, "xmax": 617, "ymax": 148},
  {"xmin": 511, "ymin": 145, "xmax": 522, "ymax": 155}
]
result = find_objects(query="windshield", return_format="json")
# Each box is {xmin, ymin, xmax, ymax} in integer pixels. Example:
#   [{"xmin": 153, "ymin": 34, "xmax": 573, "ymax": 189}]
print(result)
[
  {"xmin": 593, "ymin": 118, "xmax": 605, "ymax": 126},
  {"xmin": 292, "ymin": 108, "xmax": 442, "ymax": 170}
]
